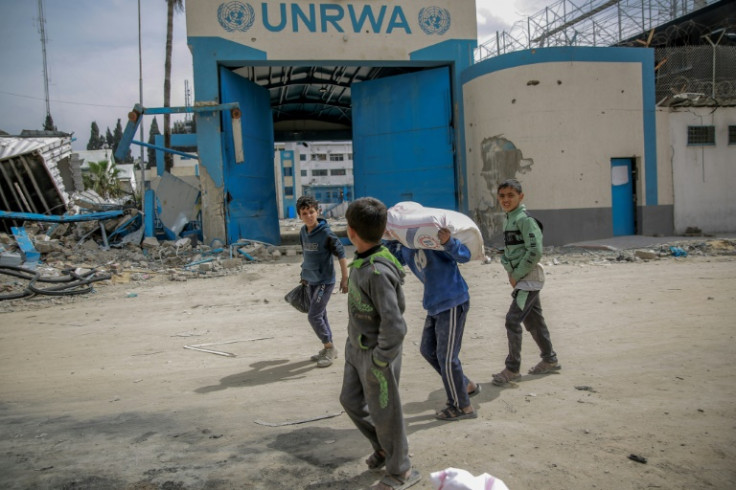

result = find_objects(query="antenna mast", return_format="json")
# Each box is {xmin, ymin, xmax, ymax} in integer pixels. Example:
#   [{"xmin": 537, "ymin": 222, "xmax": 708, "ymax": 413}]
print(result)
[{"xmin": 38, "ymin": 0, "xmax": 51, "ymax": 119}]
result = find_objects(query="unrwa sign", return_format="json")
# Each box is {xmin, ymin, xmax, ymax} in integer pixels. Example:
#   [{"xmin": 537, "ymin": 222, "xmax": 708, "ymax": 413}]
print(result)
[
  {"xmin": 187, "ymin": 0, "xmax": 476, "ymax": 61},
  {"xmin": 218, "ymin": 2, "xmax": 450, "ymax": 35}
]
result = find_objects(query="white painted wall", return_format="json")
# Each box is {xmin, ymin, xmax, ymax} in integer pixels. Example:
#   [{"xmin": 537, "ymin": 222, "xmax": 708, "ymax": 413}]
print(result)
[
  {"xmin": 668, "ymin": 106, "xmax": 736, "ymax": 233},
  {"xmin": 655, "ymin": 109, "xmax": 674, "ymax": 207},
  {"xmin": 187, "ymin": 1, "xmax": 476, "ymax": 61},
  {"xmin": 464, "ymin": 61, "xmax": 647, "ymax": 216}
]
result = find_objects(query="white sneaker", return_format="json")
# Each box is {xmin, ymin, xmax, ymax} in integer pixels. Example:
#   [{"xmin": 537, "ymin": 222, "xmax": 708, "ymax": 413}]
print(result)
[
  {"xmin": 316, "ymin": 346, "xmax": 337, "ymax": 368},
  {"xmin": 310, "ymin": 348, "xmax": 326, "ymax": 362}
]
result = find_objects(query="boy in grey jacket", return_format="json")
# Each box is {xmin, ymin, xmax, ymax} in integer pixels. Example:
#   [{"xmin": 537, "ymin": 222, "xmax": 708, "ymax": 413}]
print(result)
[
  {"xmin": 297, "ymin": 195, "xmax": 348, "ymax": 368},
  {"xmin": 340, "ymin": 197, "xmax": 420, "ymax": 490},
  {"xmin": 492, "ymin": 179, "xmax": 560, "ymax": 386}
]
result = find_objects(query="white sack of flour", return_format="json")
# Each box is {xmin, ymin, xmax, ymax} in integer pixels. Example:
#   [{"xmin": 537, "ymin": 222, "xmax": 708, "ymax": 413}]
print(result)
[{"xmin": 383, "ymin": 201, "xmax": 485, "ymax": 260}]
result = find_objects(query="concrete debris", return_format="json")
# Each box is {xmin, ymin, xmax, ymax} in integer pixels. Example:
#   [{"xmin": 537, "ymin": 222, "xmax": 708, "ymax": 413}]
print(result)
[
  {"xmin": 141, "ymin": 237, "xmax": 160, "ymax": 249},
  {"xmin": 634, "ymin": 250, "xmax": 658, "ymax": 260}
]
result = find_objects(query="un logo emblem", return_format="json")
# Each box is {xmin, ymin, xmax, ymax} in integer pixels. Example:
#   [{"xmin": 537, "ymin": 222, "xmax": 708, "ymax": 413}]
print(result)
[
  {"xmin": 217, "ymin": 2, "xmax": 255, "ymax": 32},
  {"xmin": 418, "ymin": 7, "xmax": 451, "ymax": 35}
]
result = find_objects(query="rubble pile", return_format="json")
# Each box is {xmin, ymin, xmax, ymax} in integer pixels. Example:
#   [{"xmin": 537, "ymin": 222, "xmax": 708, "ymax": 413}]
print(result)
[
  {"xmin": 546, "ymin": 238, "xmax": 736, "ymax": 264},
  {"xmin": 0, "ymin": 217, "xmax": 305, "ymax": 303}
]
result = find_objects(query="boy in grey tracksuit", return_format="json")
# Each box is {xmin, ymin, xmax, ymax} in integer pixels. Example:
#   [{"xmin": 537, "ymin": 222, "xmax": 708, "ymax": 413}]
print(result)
[{"xmin": 340, "ymin": 197, "xmax": 420, "ymax": 489}]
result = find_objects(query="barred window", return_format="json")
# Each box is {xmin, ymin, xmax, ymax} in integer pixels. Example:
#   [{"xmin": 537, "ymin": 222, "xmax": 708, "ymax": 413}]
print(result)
[
  {"xmin": 301, "ymin": 170, "xmax": 307, "ymax": 176},
  {"xmin": 312, "ymin": 169, "xmax": 328, "ymax": 176},
  {"xmin": 329, "ymin": 154, "xmax": 344, "ymax": 161},
  {"xmin": 687, "ymin": 126, "xmax": 715, "ymax": 145},
  {"xmin": 330, "ymin": 169, "xmax": 346, "ymax": 176},
  {"xmin": 729, "ymin": 126, "xmax": 736, "ymax": 145}
]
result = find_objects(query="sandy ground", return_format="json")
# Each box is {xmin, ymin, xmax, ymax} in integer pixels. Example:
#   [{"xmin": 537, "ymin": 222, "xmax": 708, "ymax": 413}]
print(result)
[{"xmin": 1, "ymin": 244, "xmax": 736, "ymax": 490}]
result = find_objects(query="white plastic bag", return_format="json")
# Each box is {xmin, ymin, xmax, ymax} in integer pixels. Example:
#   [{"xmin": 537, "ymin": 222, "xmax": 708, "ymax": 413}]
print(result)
[
  {"xmin": 430, "ymin": 467, "xmax": 510, "ymax": 490},
  {"xmin": 383, "ymin": 202, "xmax": 485, "ymax": 260}
]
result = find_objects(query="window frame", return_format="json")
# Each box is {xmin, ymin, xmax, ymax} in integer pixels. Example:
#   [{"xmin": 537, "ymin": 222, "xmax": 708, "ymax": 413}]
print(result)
[{"xmin": 687, "ymin": 125, "xmax": 715, "ymax": 146}]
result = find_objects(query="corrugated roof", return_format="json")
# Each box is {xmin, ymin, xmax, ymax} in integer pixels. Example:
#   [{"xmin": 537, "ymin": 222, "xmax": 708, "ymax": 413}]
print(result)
[{"xmin": 0, "ymin": 136, "xmax": 72, "ymax": 161}]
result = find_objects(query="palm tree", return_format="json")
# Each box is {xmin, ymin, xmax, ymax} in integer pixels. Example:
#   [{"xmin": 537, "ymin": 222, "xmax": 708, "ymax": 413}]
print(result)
[
  {"xmin": 82, "ymin": 161, "xmax": 122, "ymax": 199},
  {"xmin": 164, "ymin": 0, "xmax": 184, "ymax": 173}
]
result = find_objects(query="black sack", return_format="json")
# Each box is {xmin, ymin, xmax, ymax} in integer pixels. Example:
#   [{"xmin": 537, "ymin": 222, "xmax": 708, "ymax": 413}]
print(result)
[{"xmin": 285, "ymin": 284, "xmax": 310, "ymax": 313}]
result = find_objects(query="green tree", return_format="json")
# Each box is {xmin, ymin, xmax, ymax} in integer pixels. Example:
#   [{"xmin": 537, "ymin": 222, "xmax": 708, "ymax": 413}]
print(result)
[
  {"xmin": 87, "ymin": 122, "xmax": 101, "ymax": 150},
  {"xmin": 164, "ymin": 0, "xmax": 184, "ymax": 173},
  {"xmin": 105, "ymin": 128, "xmax": 114, "ymax": 149},
  {"xmin": 82, "ymin": 160, "xmax": 122, "ymax": 199},
  {"xmin": 43, "ymin": 113, "xmax": 56, "ymax": 131},
  {"xmin": 147, "ymin": 117, "xmax": 161, "ymax": 169}
]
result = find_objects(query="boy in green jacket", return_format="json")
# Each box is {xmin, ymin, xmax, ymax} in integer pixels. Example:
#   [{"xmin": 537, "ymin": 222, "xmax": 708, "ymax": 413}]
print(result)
[{"xmin": 492, "ymin": 179, "xmax": 560, "ymax": 386}]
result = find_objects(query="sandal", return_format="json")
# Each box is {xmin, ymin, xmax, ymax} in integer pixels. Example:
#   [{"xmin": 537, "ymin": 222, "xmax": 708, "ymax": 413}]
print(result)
[
  {"xmin": 492, "ymin": 368, "xmax": 521, "ymax": 386},
  {"xmin": 468, "ymin": 381, "xmax": 482, "ymax": 398},
  {"xmin": 371, "ymin": 469, "xmax": 421, "ymax": 490},
  {"xmin": 435, "ymin": 405, "xmax": 477, "ymax": 421},
  {"xmin": 366, "ymin": 450, "xmax": 386, "ymax": 470},
  {"xmin": 528, "ymin": 360, "xmax": 561, "ymax": 374}
]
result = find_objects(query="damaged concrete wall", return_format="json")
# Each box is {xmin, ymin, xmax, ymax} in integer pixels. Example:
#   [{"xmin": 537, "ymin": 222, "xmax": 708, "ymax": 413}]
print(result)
[
  {"xmin": 198, "ymin": 163, "xmax": 226, "ymax": 245},
  {"xmin": 463, "ymin": 47, "xmax": 667, "ymax": 246}
]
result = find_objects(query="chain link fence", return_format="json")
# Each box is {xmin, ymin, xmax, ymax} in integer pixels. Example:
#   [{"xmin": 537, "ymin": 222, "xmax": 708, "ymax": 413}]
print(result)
[
  {"xmin": 476, "ymin": 0, "xmax": 723, "ymax": 61},
  {"xmin": 655, "ymin": 45, "xmax": 736, "ymax": 105}
]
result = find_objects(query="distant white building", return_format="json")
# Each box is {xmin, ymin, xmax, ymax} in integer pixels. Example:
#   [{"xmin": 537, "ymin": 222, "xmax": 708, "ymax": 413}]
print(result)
[{"xmin": 274, "ymin": 140, "xmax": 354, "ymax": 218}]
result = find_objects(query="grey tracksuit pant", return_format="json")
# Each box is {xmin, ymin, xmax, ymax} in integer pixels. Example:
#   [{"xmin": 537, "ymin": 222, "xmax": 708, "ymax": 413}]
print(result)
[
  {"xmin": 339, "ymin": 340, "xmax": 410, "ymax": 476},
  {"xmin": 505, "ymin": 289, "xmax": 557, "ymax": 373}
]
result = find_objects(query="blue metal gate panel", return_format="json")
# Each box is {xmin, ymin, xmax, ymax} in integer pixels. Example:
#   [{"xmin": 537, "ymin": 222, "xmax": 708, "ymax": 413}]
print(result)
[
  {"xmin": 220, "ymin": 67, "xmax": 280, "ymax": 244},
  {"xmin": 352, "ymin": 67, "xmax": 455, "ymax": 209},
  {"xmin": 611, "ymin": 158, "xmax": 635, "ymax": 236}
]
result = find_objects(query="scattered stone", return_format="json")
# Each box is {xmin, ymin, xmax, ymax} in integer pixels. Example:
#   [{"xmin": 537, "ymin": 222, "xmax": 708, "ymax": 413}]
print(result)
[
  {"xmin": 628, "ymin": 454, "xmax": 647, "ymax": 464},
  {"xmin": 141, "ymin": 237, "xmax": 160, "ymax": 249},
  {"xmin": 221, "ymin": 258, "xmax": 242, "ymax": 269},
  {"xmin": 79, "ymin": 240, "xmax": 100, "ymax": 252},
  {"xmin": 634, "ymin": 250, "xmax": 658, "ymax": 260}
]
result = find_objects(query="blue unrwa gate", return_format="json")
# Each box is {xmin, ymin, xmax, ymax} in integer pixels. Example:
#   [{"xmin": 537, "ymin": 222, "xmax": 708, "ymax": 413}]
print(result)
[
  {"xmin": 219, "ymin": 67, "xmax": 280, "ymax": 244},
  {"xmin": 352, "ymin": 67, "xmax": 456, "ymax": 210},
  {"xmin": 186, "ymin": 1, "xmax": 477, "ymax": 245}
]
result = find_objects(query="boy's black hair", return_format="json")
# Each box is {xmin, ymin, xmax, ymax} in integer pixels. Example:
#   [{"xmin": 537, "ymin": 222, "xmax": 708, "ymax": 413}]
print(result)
[
  {"xmin": 346, "ymin": 197, "xmax": 387, "ymax": 244},
  {"xmin": 296, "ymin": 195, "xmax": 319, "ymax": 212},
  {"xmin": 497, "ymin": 179, "xmax": 523, "ymax": 194}
]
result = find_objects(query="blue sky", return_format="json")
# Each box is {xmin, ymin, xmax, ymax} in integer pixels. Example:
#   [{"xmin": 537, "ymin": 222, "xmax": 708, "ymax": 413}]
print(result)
[{"xmin": 0, "ymin": 0, "xmax": 547, "ymax": 152}]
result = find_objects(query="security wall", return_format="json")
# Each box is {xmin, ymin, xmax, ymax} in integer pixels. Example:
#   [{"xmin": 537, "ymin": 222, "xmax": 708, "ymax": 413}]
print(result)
[
  {"xmin": 462, "ymin": 47, "xmax": 671, "ymax": 246},
  {"xmin": 666, "ymin": 106, "xmax": 736, "ymax": 234}
]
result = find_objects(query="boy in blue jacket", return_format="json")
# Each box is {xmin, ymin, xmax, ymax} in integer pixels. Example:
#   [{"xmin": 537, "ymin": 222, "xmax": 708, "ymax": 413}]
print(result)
[
  {"xmin": 297, "ymin": 195, "xmax": 348, "ymax": 368},
  {"xmin": 389, "ymin": 226, "xmax": 480, "ymax": 421}
]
